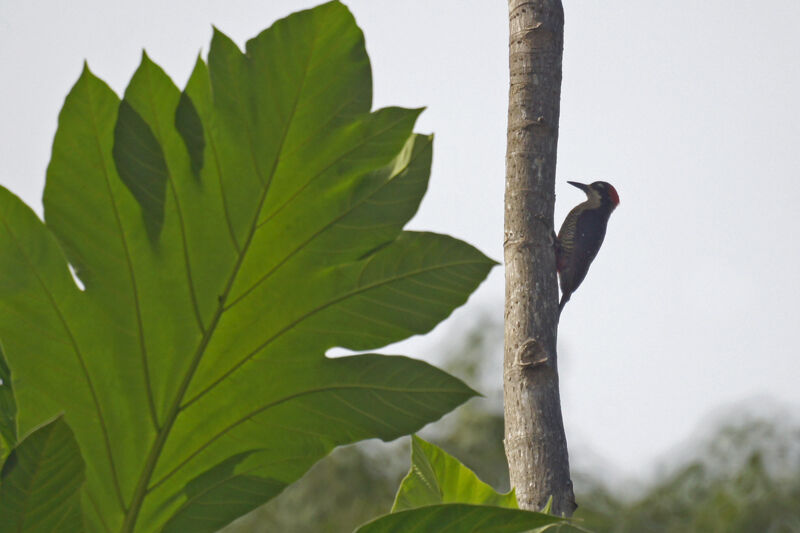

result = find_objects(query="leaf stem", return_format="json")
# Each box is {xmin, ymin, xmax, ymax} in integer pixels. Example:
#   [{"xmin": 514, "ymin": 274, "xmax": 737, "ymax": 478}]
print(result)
[{"xmin": 119, "ymin": 30, "xmax": 314, "ymax": 531}]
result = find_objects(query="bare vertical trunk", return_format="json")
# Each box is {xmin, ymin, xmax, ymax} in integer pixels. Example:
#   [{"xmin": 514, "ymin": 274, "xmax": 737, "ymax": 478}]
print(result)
[{"xmin": 503, "ymin": 0, "xmax": 576, "ymax": 516}]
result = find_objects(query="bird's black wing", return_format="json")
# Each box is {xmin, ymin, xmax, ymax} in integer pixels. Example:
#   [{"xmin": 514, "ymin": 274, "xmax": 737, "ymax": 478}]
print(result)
[{"xmin": 570, "ymin": 208, "xmax": 608, "ymax": 289}]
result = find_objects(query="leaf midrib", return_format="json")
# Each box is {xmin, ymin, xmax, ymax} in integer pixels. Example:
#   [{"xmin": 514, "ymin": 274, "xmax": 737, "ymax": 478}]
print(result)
[
  {"xmin": 0, "ymin": 201, "xmax": 126, "ymax": 512},
  {"xmin": 152, "ymin": 379, "xmax": 472, "ymax": 493},
  {"xmin": 119, "ymin": 26, "xmax": 319, "ymax": 533},
  {"xmin": 144, "ymin": 254, "xmax": 485, "ymax": 492},
  {"xmin": 184, "ymin": 255, "xmax": 484, "ymax": 412},
  {"xmin": 225, "ymin": 122, "xmax": 424, "ymax": 311}
]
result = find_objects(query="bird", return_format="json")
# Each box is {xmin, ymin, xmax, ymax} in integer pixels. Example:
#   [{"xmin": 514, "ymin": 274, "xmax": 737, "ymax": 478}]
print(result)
[{"xmin": 555, "ymin": 180, "xmax": 619, "ymax": 312}]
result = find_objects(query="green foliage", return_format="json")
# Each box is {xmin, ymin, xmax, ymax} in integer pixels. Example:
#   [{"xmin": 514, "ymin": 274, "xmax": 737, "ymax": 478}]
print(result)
[
  {"xmin": 356, "ymin": 504, "xmax": 562, "ymax": 533},
  {"xmin": 392, "ymin": 435, "xmax": 517, "ymax": 511},
  {"xmin": 0, "ymin": 417, "xmax": 85, "ymax": 533},
  {"xmin": 357, "ymin": 436, "xmax": 563, "ymax": 532},
  {"xmin": 575, "ymin": 415, "xmax": 800, "ymax": 533},
  {"xmin": 0, "ymin": 1, "xmax": 495, "ymax": 530},
  {"xmin": 227, "ymin": 442, "xmax": 407, "ymax": 533}
]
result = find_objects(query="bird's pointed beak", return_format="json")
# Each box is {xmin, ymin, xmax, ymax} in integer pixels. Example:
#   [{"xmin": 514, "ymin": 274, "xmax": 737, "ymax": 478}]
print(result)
[{"xmin": 567, "ymin": 181, "xmax": 589, "ymax": 192}]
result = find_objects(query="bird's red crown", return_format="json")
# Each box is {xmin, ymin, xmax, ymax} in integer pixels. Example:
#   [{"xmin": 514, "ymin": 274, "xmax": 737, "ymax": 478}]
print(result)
[{"xmin": 607, "ymin": 184, "xmax": 620, "ymax": 206}]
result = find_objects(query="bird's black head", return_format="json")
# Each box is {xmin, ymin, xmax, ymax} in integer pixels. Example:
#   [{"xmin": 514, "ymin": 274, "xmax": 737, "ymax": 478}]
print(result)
[{"xmin": 568, "ymin": 180, "xmax": 620, "ymax": 208}]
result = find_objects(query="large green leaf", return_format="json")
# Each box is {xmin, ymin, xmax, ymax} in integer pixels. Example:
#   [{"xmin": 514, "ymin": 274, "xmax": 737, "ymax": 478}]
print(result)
[
  {"xmin": 0, "ymin": 417, "xmax": 85, "ymax": 533},
  {"xmin": 393, "ymin": 435, "xmax": 518, "ymax": 511},
  {"xmin": 356, "ymin": 436, "xmax": 564, "ymax": 533},
  {"xmin": 355, "ymin": 504, "xmax": 564, "ymax": 533},
  {"xmin": 0, "ymin": 2, "xmax": 494, "ymax": 531}
]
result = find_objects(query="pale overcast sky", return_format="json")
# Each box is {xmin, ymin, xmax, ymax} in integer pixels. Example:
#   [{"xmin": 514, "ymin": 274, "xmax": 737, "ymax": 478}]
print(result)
[{"xmin": 2, "ymin": 1, "xmax": 799, "ymax": 483}]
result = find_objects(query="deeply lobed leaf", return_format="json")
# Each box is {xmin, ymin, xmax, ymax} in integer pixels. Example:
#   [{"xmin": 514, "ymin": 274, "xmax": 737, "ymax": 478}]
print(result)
[{"xmin": 0, "ymin": 1, "xmax": 494, "ymax": 531}]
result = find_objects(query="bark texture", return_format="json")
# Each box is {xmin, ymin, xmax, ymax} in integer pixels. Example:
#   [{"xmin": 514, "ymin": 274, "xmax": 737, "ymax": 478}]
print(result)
[{"xmin": 503, "ymin": 0, "xmax": 576, "ymax": 516}]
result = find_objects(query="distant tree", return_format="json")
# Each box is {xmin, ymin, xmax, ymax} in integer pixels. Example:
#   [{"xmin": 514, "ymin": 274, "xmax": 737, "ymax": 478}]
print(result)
[{"xmin": 575, "ymin": 414, "xmax": 800, "ymax": 532}]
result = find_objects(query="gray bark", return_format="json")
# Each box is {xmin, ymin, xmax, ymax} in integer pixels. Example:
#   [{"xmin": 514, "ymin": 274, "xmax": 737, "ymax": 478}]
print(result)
[{"xmin": 503, "ymin": 0, "xmax": 576, "ymax": 516}]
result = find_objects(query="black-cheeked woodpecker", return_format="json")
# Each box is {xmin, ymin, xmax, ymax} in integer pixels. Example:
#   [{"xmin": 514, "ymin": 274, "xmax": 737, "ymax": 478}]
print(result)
[{"xmin": 555, "ymin": 181, "xmax": 620, "ymax": 312}]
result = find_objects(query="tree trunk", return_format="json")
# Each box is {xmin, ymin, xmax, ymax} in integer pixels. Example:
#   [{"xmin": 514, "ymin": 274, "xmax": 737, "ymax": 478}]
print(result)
[{"xmin": 503, "ymin": 0, "xmax": 576, "ymax": 516}]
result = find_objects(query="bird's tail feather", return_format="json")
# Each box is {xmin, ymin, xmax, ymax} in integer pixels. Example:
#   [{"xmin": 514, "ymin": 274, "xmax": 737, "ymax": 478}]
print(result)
[{"xmin": 559, "ymin": 293, "xmax": 570, "ymax": 313}]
